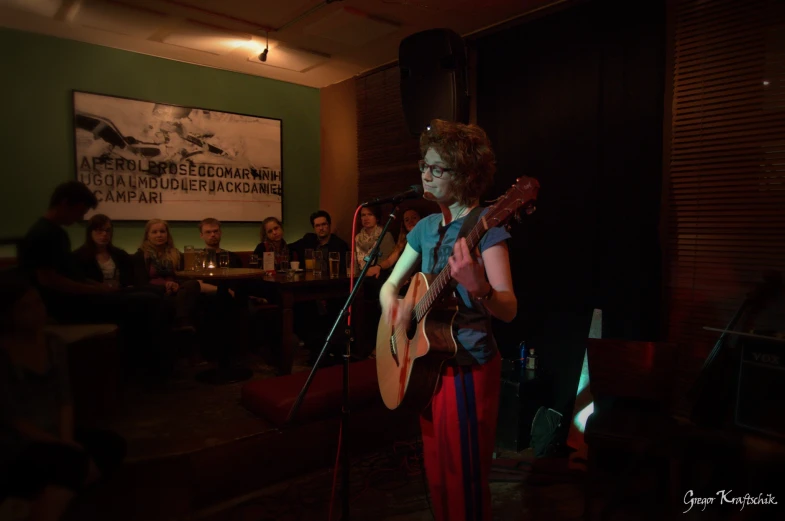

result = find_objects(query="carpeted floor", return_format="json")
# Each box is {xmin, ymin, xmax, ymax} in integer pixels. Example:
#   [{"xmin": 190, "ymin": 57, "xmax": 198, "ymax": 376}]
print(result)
[{"xmin": 197, "ymin": 444, "xmax": 589, "ymax": 521}]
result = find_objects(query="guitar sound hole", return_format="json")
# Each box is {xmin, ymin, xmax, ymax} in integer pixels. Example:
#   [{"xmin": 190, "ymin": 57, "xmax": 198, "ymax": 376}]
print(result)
[{"xmin": 406, "ymin": 318, "xmax": 417, "ymax": 341}]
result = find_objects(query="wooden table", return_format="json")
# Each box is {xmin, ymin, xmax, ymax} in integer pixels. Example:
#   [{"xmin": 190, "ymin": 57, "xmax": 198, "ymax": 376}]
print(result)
[
  {"xmin": 175, "ymin": 269, "xmax": 362, "ymax": 374},
  {"xmin": 175, "ymin": 267, "xmax": 270, "ymax": 280},
  {"xmin": 255, "ymin": 272, "xmax": 362, "ymax": 374}
]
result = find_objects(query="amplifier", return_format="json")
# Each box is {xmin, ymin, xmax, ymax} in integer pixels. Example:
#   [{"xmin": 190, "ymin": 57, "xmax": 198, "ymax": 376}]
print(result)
[
  {"xmin": 495, "ymin": 359, "xmax": 553, "ymax": 452},
  {"xmin": 735, "ymin": 334, "xmax": 785, "ymax": 438}
]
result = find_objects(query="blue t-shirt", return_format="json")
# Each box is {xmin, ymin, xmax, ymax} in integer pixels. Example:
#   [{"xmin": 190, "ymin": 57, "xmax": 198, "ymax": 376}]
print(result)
[{"xmin": 405, "ymin": 209, "xmax": 511, "ymax": 365}]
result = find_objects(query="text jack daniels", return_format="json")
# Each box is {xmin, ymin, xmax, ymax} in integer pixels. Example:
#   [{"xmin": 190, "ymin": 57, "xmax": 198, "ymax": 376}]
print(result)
[{"xmin": 78, "ymin": 156, "xmax": 283, "ymax": 205}]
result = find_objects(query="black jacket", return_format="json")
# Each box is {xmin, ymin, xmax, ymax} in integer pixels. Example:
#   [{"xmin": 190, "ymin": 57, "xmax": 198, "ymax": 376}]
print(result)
[{"xmin": 72, "ymin": 245, "xmax": 134, "ymax": 287}]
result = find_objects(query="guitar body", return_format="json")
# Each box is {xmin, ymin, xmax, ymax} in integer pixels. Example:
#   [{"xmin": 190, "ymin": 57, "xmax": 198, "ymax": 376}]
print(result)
[{"xmin": 376, "ymin": 272, "xmax": 458, "ymax": 412}]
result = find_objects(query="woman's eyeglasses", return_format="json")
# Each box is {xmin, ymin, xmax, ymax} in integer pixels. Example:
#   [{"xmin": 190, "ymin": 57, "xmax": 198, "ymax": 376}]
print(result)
[{"xmin": 418, "ymin": 160, "xmax": 454, "ymax": 178}]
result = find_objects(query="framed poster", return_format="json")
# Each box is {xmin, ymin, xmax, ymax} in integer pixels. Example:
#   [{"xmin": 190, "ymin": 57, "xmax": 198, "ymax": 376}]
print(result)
[{"xmin": 73, "ymin": 91, "xmax": 282, "ymax": 222}]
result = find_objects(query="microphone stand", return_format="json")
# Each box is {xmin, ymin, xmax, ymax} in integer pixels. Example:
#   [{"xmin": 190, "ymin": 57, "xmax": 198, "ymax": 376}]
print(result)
[{"xmin": 286, "ymin": 203, "xmax": 402, "ymax": 521}]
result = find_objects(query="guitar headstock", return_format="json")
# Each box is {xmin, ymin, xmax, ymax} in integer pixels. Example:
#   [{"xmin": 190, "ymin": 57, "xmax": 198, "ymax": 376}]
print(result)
[{"xmin": 484, "ymin": 176, "xmax": 540, "ymax": 230}]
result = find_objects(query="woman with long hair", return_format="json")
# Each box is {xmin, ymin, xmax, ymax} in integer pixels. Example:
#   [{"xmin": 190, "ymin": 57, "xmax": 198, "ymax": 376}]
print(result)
[
  {"xmin": 253, "ymin": 217, "xmax": 290, "ymax": 269},
  {"xmin": 72, "ymin": 214, "xmax": 133, "ymax": 288},
  {"xmin": 371, "ymin": 208, "xmax": 422, "ymax": 276},
  {"xmin": 354, "ymin": 207, "xmax": 396, "ymax": 279},
  {"xmin": 132, "ymin": 219, "xmax": 200, "ymax": 331}
]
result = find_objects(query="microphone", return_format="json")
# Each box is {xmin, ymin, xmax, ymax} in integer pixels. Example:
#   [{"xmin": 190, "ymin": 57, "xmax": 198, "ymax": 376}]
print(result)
[{"xmin": 361, "ymin": 185, "xmax": 423, "ymax": 206}]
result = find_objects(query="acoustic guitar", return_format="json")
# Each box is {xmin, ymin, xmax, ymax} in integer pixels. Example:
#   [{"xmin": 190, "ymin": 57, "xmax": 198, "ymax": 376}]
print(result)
[{"xmin": 376, "ymin": 176, "xmax": 540, "ymax": 412}]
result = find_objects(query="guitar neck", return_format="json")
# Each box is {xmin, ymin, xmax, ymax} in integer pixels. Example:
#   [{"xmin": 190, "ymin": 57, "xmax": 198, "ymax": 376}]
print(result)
[{"xmin": 412, "ymin": 218, "xmax": 488, "ymax": 322}]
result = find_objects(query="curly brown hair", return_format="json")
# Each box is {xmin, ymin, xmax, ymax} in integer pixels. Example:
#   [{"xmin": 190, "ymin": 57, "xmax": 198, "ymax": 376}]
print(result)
[{"xmin": 419, "ymin": 119, "xmax": 496, "ymax": 205}]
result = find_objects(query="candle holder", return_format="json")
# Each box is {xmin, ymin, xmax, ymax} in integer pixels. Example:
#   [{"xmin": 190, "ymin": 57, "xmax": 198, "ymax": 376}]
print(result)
[{"xmin": 204, "ymin": 249, "xmax": 217, "ymax": 269}]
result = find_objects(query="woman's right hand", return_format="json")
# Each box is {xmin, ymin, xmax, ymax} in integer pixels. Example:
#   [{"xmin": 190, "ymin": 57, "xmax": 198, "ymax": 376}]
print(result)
[
  {"xmin": 380, "ymin": 284, "xmax": 411, "ymax": 329},
  {"xmin": 380, "ymin": 287, "xmax": 398, "ymax": 327},
  {"xmin": 165, "ymin": 281, "xmax": 179, "ymax": 295}
]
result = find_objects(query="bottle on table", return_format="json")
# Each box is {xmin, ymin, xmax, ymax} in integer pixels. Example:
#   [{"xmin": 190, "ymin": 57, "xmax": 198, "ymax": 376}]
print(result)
[{"xmin": 526, "ymin": 348, "xmax": 537, "ymax": 370}]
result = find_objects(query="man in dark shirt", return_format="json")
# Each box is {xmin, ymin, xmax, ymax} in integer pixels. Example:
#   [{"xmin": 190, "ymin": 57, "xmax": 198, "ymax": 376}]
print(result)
[
  {"xmin": 196, "ymin": 217, "xmax": 243, "ymax": 295},
  {"xmin": 289, "ymin": 210, "xmax": 350, "ymax": 271},
  {"xmin": 19, "ymin": 182, "xmax": 167, "ymax": 361},
  {"xmin": 18, "ymin": 182, "xmax": 110, "ymax": 318},
  {"xmin": 199, "ymin": 218, "xmax": 243, "ymax": 267},
  {"xmin": 194, "ymin": 218, "xmax": 250, "ymax": 381},
  {"xmin": 289, "ymin": 210, "xmax": 351, "ymax": 365}
]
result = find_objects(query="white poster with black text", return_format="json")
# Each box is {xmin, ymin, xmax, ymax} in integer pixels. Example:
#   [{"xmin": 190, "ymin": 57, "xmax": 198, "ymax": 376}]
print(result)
[{"xmin": 73, "ymin": 91, "xmax": 282, "ymax": 222}]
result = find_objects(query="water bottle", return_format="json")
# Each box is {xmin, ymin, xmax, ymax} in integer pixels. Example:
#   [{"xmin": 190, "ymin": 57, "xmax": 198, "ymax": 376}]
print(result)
[{"xmin": 518, "ymin": 341, "xmax": 527, "ymax": 371}]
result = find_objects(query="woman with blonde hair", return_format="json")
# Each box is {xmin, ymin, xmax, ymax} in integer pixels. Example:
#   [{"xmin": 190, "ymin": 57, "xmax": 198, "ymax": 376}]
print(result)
[{"xmin": 132, "ymin": 219, "xmax": 200, "ymax": 331}]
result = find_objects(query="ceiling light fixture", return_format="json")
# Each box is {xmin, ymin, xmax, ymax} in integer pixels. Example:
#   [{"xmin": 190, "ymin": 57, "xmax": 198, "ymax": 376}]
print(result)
[{"xmin": 259, "ymin": 30, "xmax": 269, "ymax": 62}]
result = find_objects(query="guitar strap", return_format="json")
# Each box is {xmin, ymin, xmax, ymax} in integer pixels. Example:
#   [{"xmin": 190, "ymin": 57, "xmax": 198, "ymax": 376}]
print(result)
[
  {"xmin": 458, "ymin": 206, "xmax": 485, "ymax": 244},
  {"xmin": 444, "ymin": 206, "xmax": 486, "ymax": 291}
]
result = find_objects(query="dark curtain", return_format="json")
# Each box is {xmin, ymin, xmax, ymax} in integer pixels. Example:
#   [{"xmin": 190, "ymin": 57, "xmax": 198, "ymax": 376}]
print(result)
[{"xmin": 476, "ymin": 0, "xmax": 665, "ymax": 419}]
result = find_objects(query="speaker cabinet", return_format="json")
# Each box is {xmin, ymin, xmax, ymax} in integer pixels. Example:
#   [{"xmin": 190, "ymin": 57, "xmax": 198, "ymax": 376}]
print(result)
[
  {"xmin": 496, "ymin": 360, "xmax": 554, "ymax": 452},
  {"xmin": 398, "ymin": 28, "xmax": 470, "ymax": 136},
  {"xmin": 735, "ymin": 335, "xmax": 785, "ymax": 438}
]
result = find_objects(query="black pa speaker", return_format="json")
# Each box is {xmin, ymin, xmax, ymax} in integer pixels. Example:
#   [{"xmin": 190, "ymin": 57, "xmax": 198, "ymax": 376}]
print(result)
[{"xmin": 398, "ymin": 28, "xmax": 470, "ymax": 136}]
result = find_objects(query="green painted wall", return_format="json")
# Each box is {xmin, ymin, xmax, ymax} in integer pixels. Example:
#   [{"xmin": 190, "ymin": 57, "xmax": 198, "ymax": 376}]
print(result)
[{"xmin": 0, "ymin": 29, "xmax": 320, "ymax": 254}]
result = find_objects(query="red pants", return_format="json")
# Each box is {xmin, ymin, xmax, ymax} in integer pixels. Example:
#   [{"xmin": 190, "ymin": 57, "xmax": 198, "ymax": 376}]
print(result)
[{"xmin": 420, "ymin": 353, "xmax": 501, "ymax": 521}]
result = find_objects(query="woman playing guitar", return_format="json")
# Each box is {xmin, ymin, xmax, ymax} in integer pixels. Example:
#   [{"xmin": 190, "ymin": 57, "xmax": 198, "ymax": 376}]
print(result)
[{"xmin": 379, "ymin": 119, "xmax": 518, "ymax": 521}]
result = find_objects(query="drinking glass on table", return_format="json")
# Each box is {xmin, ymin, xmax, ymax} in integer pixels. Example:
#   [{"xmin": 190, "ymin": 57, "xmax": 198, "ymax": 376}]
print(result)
[
  {"xmin": 249, "ymin": 254, "xmax": 260, "ymax": 269},
  {"xmin": 312, "ymin": 250, "xmax": 323, "ymax": 277},
  {"xmin": 280, "ymin": 260, "xmax": 293, "ymax": 280},
  {"xmin": 194, "ymin": 249, "xmax": 205, "ymax": 271},
  {"xmin": 329, "ymin": 252, "xmax": 340, "ymax": 279},
  {"xmin": 184, "ymin": 245, "xmax": 195, "ymax": 271},
  {"xmin": 219, "ymin": 252, "xmax": 230, "ymax": 273},
  {"xmin": 304, "ymin": 249, "xmax": 315, "ymax": 271}
]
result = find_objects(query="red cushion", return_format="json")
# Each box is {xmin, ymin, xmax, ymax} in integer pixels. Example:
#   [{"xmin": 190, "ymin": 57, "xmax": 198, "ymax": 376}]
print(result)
[{"xmin": 241, "ymin": 359, "xmax": 380, "ymax": 426}]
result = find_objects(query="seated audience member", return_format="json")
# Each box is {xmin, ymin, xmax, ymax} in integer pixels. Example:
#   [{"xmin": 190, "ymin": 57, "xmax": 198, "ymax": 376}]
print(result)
[
  {"xmin": 132, "ymin": 219, "xmax": 200, "ymax": 331},
  {"xmin": 253, "ymin": 217, "xmax": 290, "ymax": 269},
  {"xmin": 354, "ymin": 208, "xmax": 419, "ymax": 360},
  {"xmin": 18, "ymin": 182, "xmax": 111, "ymax": 316},
  {"xmin": 17, "ymin": 182, "xmax": 162, "ymax": 328},
  {"xmin": 355, "ymin": 207, "xmax": 396, "ymax": 279},
  {"xmin": 290, "ymin": 210, "xmax": 350, "ymax": 270},
  {"xmin": 193, "ymin": 218, "xmax": 248, "ymax": 366},
  {"xmin": 197, "ymin": 218, "xmax": 242, "ymax": 295},
  {"xmin": 288, "ymin": 211, "xmax": 350, "ymax": 365},
  {"xmin": 72, "ymin": 214, "xmax": 133, "ymax": 288},
  {"xmin": 0, "ymin": 272, "xmax": 126, "ymax": 521},
  {"xmin": 373, "ymin": 208, "xmax": 422, "ymax": 277}
]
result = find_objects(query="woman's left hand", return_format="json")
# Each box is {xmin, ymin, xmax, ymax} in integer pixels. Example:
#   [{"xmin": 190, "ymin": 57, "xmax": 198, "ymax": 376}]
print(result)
[
  {"xmin": 448, "ymin": 238, "xmax": 489, "ymax": 295},
  {"xmin": 367, "ymin": 265, "xmax": 381, "ymax": 278}
]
